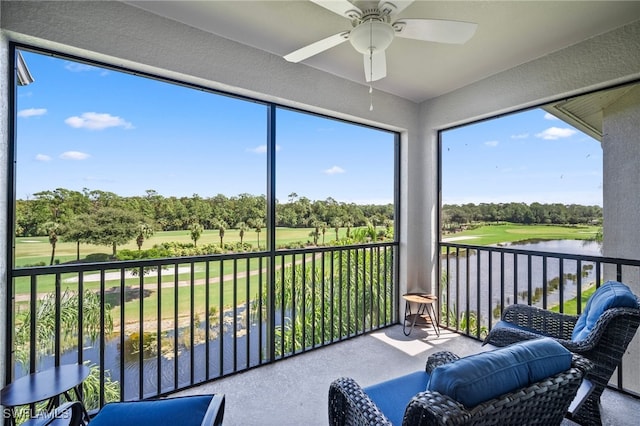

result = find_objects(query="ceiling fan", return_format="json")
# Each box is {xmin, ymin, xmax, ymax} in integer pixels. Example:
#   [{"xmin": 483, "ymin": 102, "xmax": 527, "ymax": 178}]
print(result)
[{"xmin": 284, "ymin": 0, "xmax": 478, "ymax": 82}]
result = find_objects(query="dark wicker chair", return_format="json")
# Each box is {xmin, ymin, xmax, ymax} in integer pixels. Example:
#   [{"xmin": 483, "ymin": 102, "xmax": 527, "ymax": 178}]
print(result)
[
  {"xmin": 328, "ymin": 351, "xmax": 593, "ymax": 426},
  {"xmin": 483, "ymin": 285, "xmax": 640, "ymax": 426}
]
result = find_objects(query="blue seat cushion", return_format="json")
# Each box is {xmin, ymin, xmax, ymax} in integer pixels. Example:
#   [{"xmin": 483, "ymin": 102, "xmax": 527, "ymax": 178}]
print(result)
[
  {"xmin": 427, "ymin": 338, "xmax": 571, "ymax": 408},
  {"xmin": 364, "ymin": 370, "xmax": 429, "ymax": 426},
  {"xmin": 90, "ymin": 395, "xmax": 214, "ymax": 426},
  {"xmin": 572, "ymin": 281, "xmax": 638, "ymax": 342}
]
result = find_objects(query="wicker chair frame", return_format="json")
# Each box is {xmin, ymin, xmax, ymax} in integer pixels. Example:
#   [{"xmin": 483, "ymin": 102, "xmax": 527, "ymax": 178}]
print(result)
[
  {"xmin": 328, "ymin": 351, "xmax": 593, "ymax": 426},
  {"xmin": 482, "ymin": 298, "xmax": 640, "ymax": 426}
]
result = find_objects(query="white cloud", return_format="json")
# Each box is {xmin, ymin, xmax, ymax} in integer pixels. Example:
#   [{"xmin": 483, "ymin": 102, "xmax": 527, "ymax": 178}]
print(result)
[
  {"xmin": 65, "ymin": 62, "xmax": 98, "ymax": 72},
  {"xmin": 324, "ymin": 166, "xmax": 345, "ymax": 175},
  {"xmin": 60, "ymin": 151, "xmax": 90, "ymax": 160},
  {"xmin": 511, "ymin": 133, "xmax": 529, "ymax": 139},
  {"xmin": 65, "ymin": 112, "xmax": 133, "ymax": 130},
  {"xmin": 247, "ymin": 144, "xmax": 281, "ymax": 154},
  {"xmin": 18, "ymin": 108, "xmax": 47, "ymax": 118},
  {"xmin": 35, "ymin": 154, "xmax": 51, "ymax": 162},
  {"xmin": 484, "ymin": 140, "xmax": 499, "ymax": 147},
  {"xmin": 544, "ymin": 112, "xmax": 560, "ymax": 120},
  {"xmin": 536, "ymin": 127, "xmax": 577, "ymax": 140}
]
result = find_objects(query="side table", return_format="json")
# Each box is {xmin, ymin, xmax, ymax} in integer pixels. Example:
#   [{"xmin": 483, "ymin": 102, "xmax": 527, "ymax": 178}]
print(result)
[
  {"xmin": 402, "ymin": 293, "xmax": 440, "ymax": 337},
  {"xmin": 1, "ymin": 364, "xmax": 90, "ymax": 426}
]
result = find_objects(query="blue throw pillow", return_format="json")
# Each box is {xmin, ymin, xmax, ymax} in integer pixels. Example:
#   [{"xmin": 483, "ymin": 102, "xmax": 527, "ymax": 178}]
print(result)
[
  {"xmin": 572, "ymin": 281, "xmax": 638, "ymax": 342},
  {"xmin": 90, "ymin": 395, "xmax": 214, "ymax": 426},
  {"xmin": 427, "ymin": 338, "xmax": 571, "ymax": 408}
]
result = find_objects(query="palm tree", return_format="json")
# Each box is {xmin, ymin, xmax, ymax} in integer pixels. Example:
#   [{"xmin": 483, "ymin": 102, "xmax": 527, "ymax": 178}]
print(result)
[
  {"xmin": 218, "ymin": 221, "xmax": 227, "ymax": 248},
  {"xmin": 189, "ymin": 222, "xmax": 204, "ymax": 247},
  {"xmin": 331, "ymin": 218, "xmax": 342, "ymax": 241},
  {"xmin": 250, "ymin": 218, "xmax": 264, "ymax": 249},
  {"xmin": 236, "ymin": 221, "xmax": 248, "ymax": 246},
  {"xmin": 135, "ymin": 222, "xmax": 154, "ymax": 251},
  {"xmin": 40, "ymin": 221, "xmax": 63, "ymax": 265}
]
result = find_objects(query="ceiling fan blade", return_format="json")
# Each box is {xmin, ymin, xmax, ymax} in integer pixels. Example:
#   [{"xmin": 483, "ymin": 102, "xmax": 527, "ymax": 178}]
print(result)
[
  {"xmin": 363, "ymin": 50, "xmax": 387, "ymax": 82},
  {"xmin": 284, "ymin": 31, "xmax": 350, "ymax": 63},
  {"xmin": 378, "ymin": 0, "xmax": 415, "ymax": 17},
  {"xmin": 394, "ymin": 19, "xmax": 478, "ymax": 44},
  {"xmin": 310, "ymin": 0, "xmax": 362, "ymax": 20}
]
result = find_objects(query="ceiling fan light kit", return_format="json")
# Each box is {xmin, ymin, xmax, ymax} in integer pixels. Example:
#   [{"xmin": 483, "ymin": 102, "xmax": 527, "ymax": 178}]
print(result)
[{"xmin": 349, "ymin": 20, "xmax": 395, "ymax": 54}]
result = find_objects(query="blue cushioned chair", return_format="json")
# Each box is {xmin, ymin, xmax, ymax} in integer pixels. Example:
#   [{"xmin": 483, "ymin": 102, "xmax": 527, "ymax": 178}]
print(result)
[
  {"xmin": 33, "ymin": 394, "xmax": 225, "ymax": 426},
  {"xmin": 483, "ymin": 281, "xmax": 640, "ymax": 426},
  {"xmin": 91, "ymin": 394, "xmax": 225, "ymax": 426},
  {"xmin": 329, "ymin": 339, "xmax": 592, "ymax": 426}
]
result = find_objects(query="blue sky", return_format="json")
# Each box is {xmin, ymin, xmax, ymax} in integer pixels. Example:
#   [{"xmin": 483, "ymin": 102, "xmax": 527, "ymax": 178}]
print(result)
[
  {"xmin": 16, "ymin": 50, "xmax": 601, "ymax": 206},
  {"xmin": 16, "ymin": 50, "xmax": 395, "ymax": 204},
  {"xmin": 441, "ymin": 108, "xmax": 602, "ymax": 206}
]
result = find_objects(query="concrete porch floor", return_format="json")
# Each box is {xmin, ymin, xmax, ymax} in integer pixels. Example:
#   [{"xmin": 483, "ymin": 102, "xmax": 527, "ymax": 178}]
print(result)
[{"xmin": 177, "ymin": 325, "xmax": 639, "ymax": 425}]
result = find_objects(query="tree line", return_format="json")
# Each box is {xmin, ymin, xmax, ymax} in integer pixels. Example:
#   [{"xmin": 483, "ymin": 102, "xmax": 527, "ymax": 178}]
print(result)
[
  {"xmin": 442, "ymin": 202, "xmax": 602, "ymax": 230},
  {"xmin": 15, "ymin": 188, "xmax": 394, "ymax": 259}
]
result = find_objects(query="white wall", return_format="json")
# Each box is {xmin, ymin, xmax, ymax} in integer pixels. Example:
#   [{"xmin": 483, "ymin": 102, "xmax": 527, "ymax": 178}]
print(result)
[{"xmin": 602, "ymin": 85, "xmax": 640, "ymax": 394}]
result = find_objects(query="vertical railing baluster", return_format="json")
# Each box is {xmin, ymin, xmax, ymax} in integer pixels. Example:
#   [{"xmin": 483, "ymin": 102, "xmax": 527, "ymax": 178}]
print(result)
[
  {"xmin": 189, "ymin": 262, "xmax": 195, "ymax": 385},
  {"xmin": 245, "ymin": 257, "xmax": 250, "ymax": 368},
  {"xmin": 527, "ymin": 255, "xmax": 532, "ymax": 306},
  {"xmin": 29, "ymin": 275, "xmax": 37, "ymax": 374},
  {"xmin": 576, "ymin": 259, "xmax": 583, "ymax": 315},
  {"xmin": 291, "ymin": 253, "xmax": 296, "ymax": 355},
  {"xmin": 139, "ymin": 266, "xmax": 144, "ymax": 399},
  {"xmin": 487, "ymin": 249, "xmax": 493, "ymax": 331},
  {"xmin": 99, "ymin": 270, "xmax": 106, "ymax": 407},
  {"xmin": 455, "ymin": 247, "xmax": 460, "ymax": 331},
  {"xmin": 465, "ymin": 249, "xmax": 470, "ymax": 335},
  {"xmin": 78, "ymin": 272, "xmax": 84, "ymax": 367},
  {"xmin": 233, "ymin": 258, "xmax": 238, "ymax": 371},
  {"xmin": 311, "ymin": 252, "xmax": 316, "ymax": 347},
  {"xmin": 218, "ymin": 260, "xmax": 224, "ymax": 377},
  {"xmin": 346, "ymin": 249, "xmax": 351, "ymax": 337},
  {"xmin": 173, "ymin": 263, "xmax": 179, "ymax": 389},
  {"xmin": 338, "ymin": 250, "xmax": 344, "ymax": 339},
  {"xmin": 157, "ymin": 265, "xmax": 162, "ymax": 395},
  {"xmin": 322, "ymin": 251, "xmax": 326, "ymax": 343},
  {"xmin": 280, "ymin": 255, "xmax": 285, "ymax": 357},
  {"xmin": 476, "ymin": 250, "xmax": 481, "ymax": 338},
  {"xmin": 559, "ymin": 259, "xmax": 565, "ymax": 312},
  {"xmin": 330, "ymin": 250, "xmax": 335, "ymax": 341},
  {"xmin": 542, "ymin": 255, "xmax": 548, "ymax": 309},
  {"xmin": 119, "ymin": 269, "xmax": 126, "ymax": 401},
  {"xmin": 54, "ymin": 273, "xmax": 61, "ymax": 367},
  {"xmin": 302, "ymin": 253, "xmax": 306, "ymax": 349}
]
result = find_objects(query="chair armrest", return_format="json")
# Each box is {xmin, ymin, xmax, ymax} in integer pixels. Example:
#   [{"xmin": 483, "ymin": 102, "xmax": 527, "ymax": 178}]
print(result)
[
  {"xmin": 425, "ymin": 351, "xmax": 460, "ymax": 374},
  {"xmin": 403, "ymin": 391, "xmax": 471, "ymax": 426},
  {"xmin": 328, "ymin": 377, "xmax": 392, "ymax": 426},
  {"xmin": 200, "ymin": 394, "xmax": 225, "ymax": 426},
  {"xmin": 500, "ymin": 304, "xmax": 578, "ymax": 340}
]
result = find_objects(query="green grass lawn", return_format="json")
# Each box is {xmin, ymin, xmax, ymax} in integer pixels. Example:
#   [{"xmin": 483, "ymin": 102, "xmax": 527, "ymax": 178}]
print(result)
[{"xmin": 442, "ymin": 223, "xmax": 600, "ymax": 246}]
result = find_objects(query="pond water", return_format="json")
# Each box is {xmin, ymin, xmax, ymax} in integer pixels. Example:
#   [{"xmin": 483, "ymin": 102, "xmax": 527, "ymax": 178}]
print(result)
[{"xmin": 441, "ymin": 239, "xmax": 604, "ymax": 328}]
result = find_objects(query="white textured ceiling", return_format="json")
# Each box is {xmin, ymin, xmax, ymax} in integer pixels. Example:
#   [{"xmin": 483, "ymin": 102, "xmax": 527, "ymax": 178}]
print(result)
[{"xmin": 125, "ymin": 1, "xmax": 640, "ymax": 103}]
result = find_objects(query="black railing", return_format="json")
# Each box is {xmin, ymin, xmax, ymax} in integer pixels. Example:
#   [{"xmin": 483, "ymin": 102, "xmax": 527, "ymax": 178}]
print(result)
[
  {"xmin": 8, "ymin": 243, "xmax": 398, "ymax": 411},
  {"xmin": 439, "ymin": 242, "xmax": 640, "ymax": 395}
]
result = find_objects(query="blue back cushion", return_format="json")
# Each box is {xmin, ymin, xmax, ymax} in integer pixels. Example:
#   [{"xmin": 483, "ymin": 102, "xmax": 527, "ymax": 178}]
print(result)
[
  {"xmin": 427, "ymin": 338, "xmax": 571, "ymax": 408},
  {"xmin": 572, "ymin": 281, "xmax": 638, "ymax": 342},
  {"xmin": 90, "ymin": 395, "xmax": 213, "ymax": 426},
  {"xmin": 364, "ymin": 370, "xmax": 429, "ymax": 426}
]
